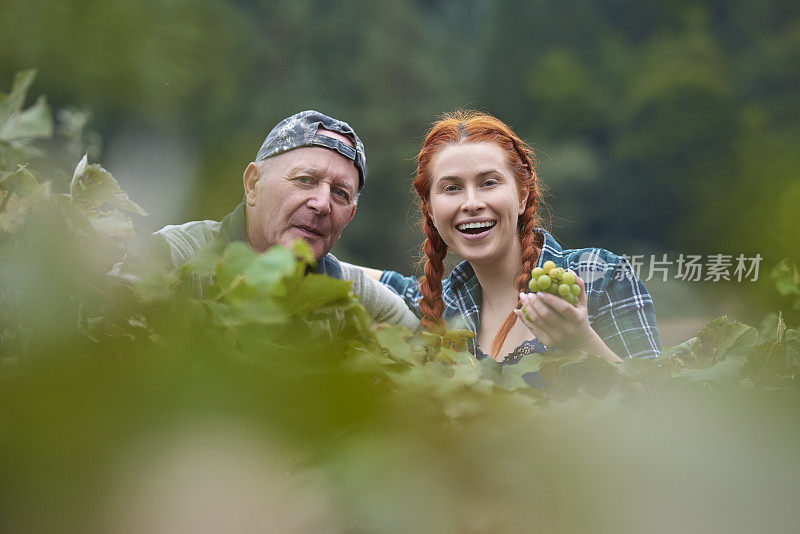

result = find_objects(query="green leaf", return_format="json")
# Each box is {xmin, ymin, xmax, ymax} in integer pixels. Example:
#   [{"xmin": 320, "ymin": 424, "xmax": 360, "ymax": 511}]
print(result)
[
  {"xmin": 242, "ymin": 245, "xmax": 297, "ymax": 294},
  {"xmin": 679, "ymin": 355, "xmax": 747, "ymax": 387},
  {"xmin": 373, "ymin": 324, "xmax": 419, "ymax": 364},
  {"xmin": 0, "ymin": 96, "xmax": 53, "ymax": 142},
  {"xmin": 694, "ymin": 316, "xmax": 759, "ymax": 367},
  {"xmin": 205, "ymin": 299, "xmax": 286, "ymax": 327},
  {"xmin": 291, "ymin": 238, "xmax": 316, "ymax": 267},
  {"xmin": 784, "ymin": 330, "xmax": 800, "ymax": 373},
  {"xmin": 771, "ymin": 259, "xmax": 800, "ymax": 297},
  {"xmin": 0, "ymin": 70, "xmax": 36, "ymax": 120},
  {"xmin": 0, "ymin": 166, "xmax": 38, "ymax": 195},
  {"xmin": 216, "ymin": 242, "xmax": 256, "ymax": 288},
  {"xmin": 69, "ymin": 154, "xmax": 147, "ymax": 216},
  {"xmin": 617, "ymin": 354, "xmax": 658, "ymax": 379},
  {"xmin": 0, "ymin": 178, "xmax": 49, "ymax": 234},
  {"xmin": 86, "ymin": 210, "xmax": 135, "ymax": 240},
  {"xmin": 496, "ymin": 354, "xmax": 548, "ymax": 391},
  {"xmin": 283, "ymin": 273, "xmax": 352, "ymax": 315},
  {"xmin": 180, "ymin": 239, "xmax": 225, "ymax": 280},
  {"xmin": 552, "ymin": 354, "xmax": 621, "ymax": 398}
]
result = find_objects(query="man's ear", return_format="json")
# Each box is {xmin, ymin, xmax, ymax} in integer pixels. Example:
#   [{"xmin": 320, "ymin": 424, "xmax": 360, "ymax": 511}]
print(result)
[{"xmin": 243, "ymin": 163, "xmax": 260, "ymax": 206}]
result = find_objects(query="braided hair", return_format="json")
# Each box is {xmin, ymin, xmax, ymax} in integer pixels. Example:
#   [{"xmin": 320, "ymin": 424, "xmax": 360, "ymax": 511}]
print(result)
[{"xmin": 413, "ymin": 110, "xmax": 544, "ymax": 359}]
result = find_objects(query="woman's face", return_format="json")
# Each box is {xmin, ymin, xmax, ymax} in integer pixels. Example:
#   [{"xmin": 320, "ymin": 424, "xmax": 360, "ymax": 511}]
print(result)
[{"xmin": 428, "ymin": 141, "xmax": 527, "ymax": 269}]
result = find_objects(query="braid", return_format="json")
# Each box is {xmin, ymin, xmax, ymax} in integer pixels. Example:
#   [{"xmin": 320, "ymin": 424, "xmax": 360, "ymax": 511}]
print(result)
[
  {"xmin": 488, "ymin": 138, "xmax": 542, "ymax": 359},
  {"xmin": 418, "ymin": 213, "xmax": 448, "ymax": 335}
]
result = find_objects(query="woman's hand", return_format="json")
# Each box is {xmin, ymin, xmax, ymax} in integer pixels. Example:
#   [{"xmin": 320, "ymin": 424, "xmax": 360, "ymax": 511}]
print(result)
[{"xmin": 513, "ymin": 276, "xmax": 623, "ymax": 363}]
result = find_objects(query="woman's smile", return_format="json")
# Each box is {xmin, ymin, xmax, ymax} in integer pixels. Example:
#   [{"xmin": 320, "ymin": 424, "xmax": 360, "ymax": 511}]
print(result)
[{"xmin": 455, "ymin": 219, "xmax": 497, "ymax": 240}]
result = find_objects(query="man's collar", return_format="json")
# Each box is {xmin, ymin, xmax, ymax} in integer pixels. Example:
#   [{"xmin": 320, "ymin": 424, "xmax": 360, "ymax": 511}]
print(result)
[
  {"xmin": 219, "ymin": 201, "xmax": 247, "ymax": 243},
  {"xmin": 315, "ymin": 254, "xmax": 343, "ymax": 279}
]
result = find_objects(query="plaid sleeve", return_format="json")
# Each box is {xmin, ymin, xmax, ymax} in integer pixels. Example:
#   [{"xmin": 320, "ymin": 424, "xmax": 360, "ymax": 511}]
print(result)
[
  {"xmin": 379, "ymin": 270, "xmax": 423, "ymax": 316},
  {"xmin": 590, "ymin": 257, "xmax": 663, "ymax": 359}
]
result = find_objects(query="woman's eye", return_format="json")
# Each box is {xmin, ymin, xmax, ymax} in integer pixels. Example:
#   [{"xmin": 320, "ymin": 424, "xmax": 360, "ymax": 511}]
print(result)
[
  {"xmin": 443, "ymin": 184, "xmax": 460, "ymax": 192},
  {"xmin": 482, "ymin": 179, "xmax": 498, "ymax": 187}
]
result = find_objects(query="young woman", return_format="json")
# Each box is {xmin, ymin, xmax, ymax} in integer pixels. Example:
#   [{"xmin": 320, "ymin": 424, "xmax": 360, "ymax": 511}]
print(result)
[{"xmin": 364, "ymin": 111, "xmax": 661, "ymax": 364}]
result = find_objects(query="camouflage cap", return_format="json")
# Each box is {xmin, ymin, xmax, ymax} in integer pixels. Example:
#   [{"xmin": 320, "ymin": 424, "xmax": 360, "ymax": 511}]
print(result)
[{"xmin": 255, "ymin": 110, "xmax": 367, "ymax": 190}]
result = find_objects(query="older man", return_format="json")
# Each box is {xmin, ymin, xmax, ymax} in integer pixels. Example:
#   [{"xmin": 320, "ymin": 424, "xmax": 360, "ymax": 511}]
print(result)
[{"xmin": 151, "ymin": 110, "xmax": 417, "ymax": 330}]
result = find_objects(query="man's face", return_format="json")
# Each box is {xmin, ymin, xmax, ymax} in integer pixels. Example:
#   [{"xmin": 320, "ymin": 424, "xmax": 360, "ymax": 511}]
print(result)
[{"xmin": 244, "ymin": 131, "xmax": 359, "ymax": 260}]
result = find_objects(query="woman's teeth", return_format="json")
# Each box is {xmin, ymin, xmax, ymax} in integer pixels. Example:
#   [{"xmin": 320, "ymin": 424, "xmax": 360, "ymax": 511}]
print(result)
[{"xmin": 457, "ymin": 221, "xmax": 496, "ymax": 233}]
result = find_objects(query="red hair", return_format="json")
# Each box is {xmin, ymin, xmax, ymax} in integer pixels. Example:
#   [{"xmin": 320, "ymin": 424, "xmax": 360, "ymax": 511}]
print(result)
[{"xmin": 413, "ymin": 110, "xmax": 544, "ymax": 359}]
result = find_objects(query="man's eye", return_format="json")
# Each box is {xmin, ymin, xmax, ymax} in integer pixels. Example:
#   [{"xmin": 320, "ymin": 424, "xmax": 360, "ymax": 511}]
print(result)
[
  {"xmin": 332, "ymin": 189, "xmax": 351, "ymax": 202},
  {"xmin": 295, "ymin": 176, "xmax": 313, "ymax": 184}
]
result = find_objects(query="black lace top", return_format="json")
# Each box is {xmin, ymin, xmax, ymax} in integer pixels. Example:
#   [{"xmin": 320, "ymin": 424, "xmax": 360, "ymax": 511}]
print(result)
[
  {"xmin": 475, "ymin": 338, "xmax": 547, "ymax": 364},
  {"xmin": 475, "ymin": 338, "xmax": 548, "ymax": 388}
]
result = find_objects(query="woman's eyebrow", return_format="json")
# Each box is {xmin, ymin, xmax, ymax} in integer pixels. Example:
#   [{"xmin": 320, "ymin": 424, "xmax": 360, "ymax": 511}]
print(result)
[
  {"xmin": 476, "ymin": 170, "xmax": 503, "ymax": 179},
  {"xmin": 437, "ymin": 170, "xmax": 502, "ymax": 182}
]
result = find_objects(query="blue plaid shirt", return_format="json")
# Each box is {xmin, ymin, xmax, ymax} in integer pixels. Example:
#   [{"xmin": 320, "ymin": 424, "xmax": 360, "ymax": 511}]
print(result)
[{"xmin": 380, "ymin": 228, "xmax": 662, "ymax": 359}]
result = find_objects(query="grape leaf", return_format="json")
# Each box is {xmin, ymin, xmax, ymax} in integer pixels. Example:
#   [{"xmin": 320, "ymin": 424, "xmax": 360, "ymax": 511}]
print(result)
[
  {"xmin": 0, "ymin": 71, "xmax": 37, "ymax": 118},
  {"xmin": 242, "ymin": 245, "xmax": 297, "ymax": 295},
  {"xmin": 0, "ymin": 96, "xmax": 52, "ymax": 142},
  {"xmin": 693, "ymin": 316, "xmax": 759, "ymax": 367},
  {"xmin": 496, "ymin": 354, "xmax": 548, "ymax": 391},
  {"xmin": 679, "ymin": 354, "xmax": 747, "ymax": 387},
  {"xmin": 374, "ymin": 324, "xmax": 418, "ymax": 365},
  {"xmin": 283, "ymin": 274, "xmax": 353, "ymax": 315},
  {"xmin": 771, "ymin": 259, "xmax": 800, "ymax": 297},
  {"xmin": 216, "ymin": 242, "xmax": 255, "ymax": 289},
  {"xmin": 69, "ymin": 154, "xmax": 147, "ymax": 216},
  {"xmin": 0, "ymin": 166, "xmax": 37, "ymax": 195},
  {"xmin": 86, "ymin": 210, "xmax": 135, "ymax": 240}
]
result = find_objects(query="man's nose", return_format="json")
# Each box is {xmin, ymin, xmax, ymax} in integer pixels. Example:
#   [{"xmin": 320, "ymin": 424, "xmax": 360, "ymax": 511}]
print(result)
[
  {"xmin": 461, "ymin": 187, "xmax": 485, "ymax": 212},
  {"xmin": 306, "ymin": 184, "xmax": 332, "ymax": 215}
]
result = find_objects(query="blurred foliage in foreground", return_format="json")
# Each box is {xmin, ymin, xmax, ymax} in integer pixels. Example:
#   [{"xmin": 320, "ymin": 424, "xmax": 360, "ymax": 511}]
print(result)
[{"xmin": 3, "ymin": 73, "xmax": 800, "ymax": 533}]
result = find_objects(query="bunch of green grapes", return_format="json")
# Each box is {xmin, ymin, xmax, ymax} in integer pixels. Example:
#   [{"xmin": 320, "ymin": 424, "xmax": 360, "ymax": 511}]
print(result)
[{"xmin": 528, "ymin": 261, "xmax": 581, "ymax": 305}]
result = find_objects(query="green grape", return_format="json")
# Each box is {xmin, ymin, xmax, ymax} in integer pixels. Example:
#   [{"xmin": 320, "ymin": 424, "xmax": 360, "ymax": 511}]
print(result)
[
  {"xmin": 536, "ymin": 274, "xmax": 552, "ymax": 290},
  {"xmin": 526, "ymin": 265, "xmax": 580, "ymax": 307}
]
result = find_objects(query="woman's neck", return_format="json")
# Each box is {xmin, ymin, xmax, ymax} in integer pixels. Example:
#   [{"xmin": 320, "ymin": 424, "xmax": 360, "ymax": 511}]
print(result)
[{"xmin": 470, "ymin": 237, "xmax": 523, "ymax": 314}]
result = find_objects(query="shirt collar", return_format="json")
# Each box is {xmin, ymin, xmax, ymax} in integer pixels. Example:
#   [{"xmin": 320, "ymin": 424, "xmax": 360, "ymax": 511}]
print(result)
[{"xmin": 219, "ymin": 201, "xmax": 247, "ymax": 243}]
